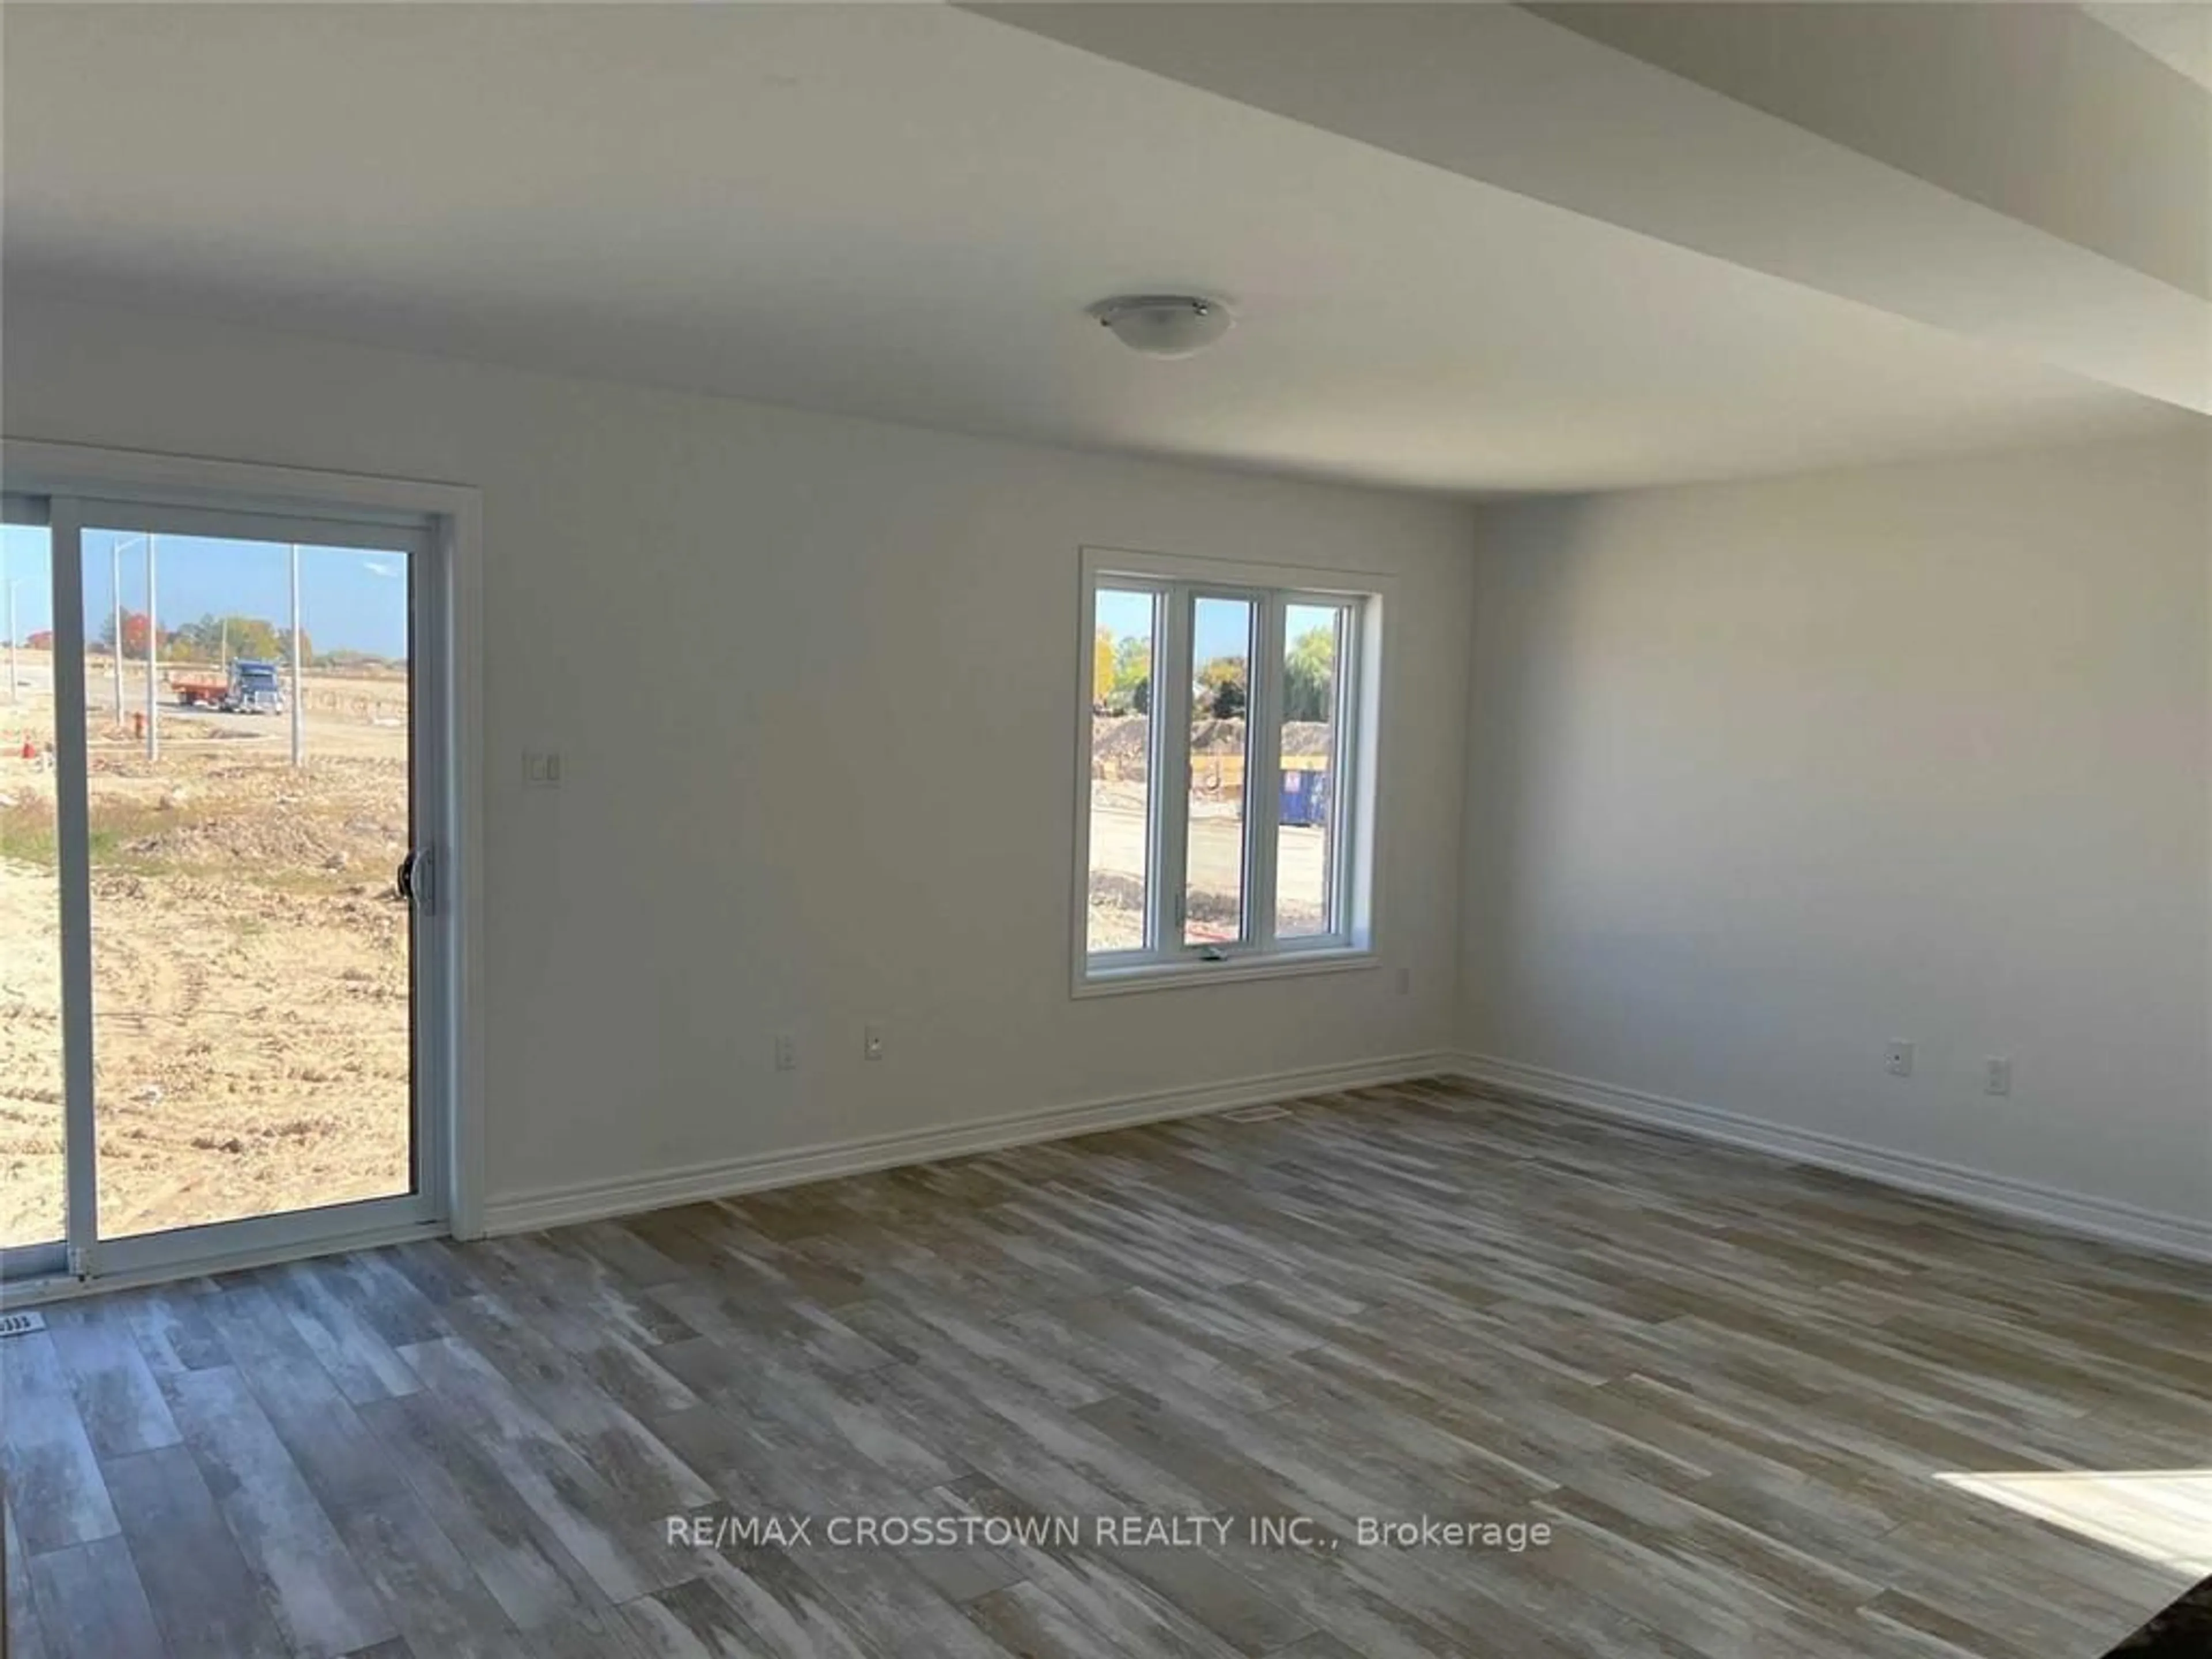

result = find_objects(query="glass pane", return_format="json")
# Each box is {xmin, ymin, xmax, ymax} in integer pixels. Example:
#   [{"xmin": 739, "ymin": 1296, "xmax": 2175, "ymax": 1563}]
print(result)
[
  {"xmin": 1186, "ymin": 596, "xmax": 1253, "ymax": 946},
  {"xmin": 83, "ymin": 528, "xmax": 414, "ymax": 1238},
  {"xmin": 1278, "ymin": 602, "xmax": 1347, "ymax": 940},
  {"xmin": 1088, "ymin": 587, "xmax": 1155, "ymax": 955},
  {"xmin": 1, "ymin": 525, "xmax": 63, "ymax": 1249}
]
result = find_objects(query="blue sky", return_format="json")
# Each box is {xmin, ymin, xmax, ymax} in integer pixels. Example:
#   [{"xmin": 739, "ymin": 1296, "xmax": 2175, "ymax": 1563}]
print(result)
[
  {"xmin": 1, "ymin": 526, "xmax": 410, "ymax": 658},
  {"xmin": 1099, "ymin": 588, "xmax": 1253, "ymax": 666},
  {"xmin": 1097, "ymin": 588, "xmax": 1335, "ymax": 671}
]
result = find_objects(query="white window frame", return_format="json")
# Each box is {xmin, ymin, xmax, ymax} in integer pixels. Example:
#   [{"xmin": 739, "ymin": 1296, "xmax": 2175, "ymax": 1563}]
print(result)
[{"xmin": 1073, "ymin": 544, "xmax": 1388, "ymax": 996}]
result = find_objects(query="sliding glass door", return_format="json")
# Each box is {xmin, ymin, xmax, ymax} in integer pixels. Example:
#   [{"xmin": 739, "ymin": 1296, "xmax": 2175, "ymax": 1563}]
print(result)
[
  {"xmin": 0, "ymin": 517, "xmax": 65, "ymax": 1281},
  {"xmin": 2, "ymin": 491, "xmax": 447, "ymax": 1286}
]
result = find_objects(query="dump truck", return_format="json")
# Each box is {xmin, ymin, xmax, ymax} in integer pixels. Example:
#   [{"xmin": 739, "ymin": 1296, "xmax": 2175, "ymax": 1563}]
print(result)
[{"xmin": 171, "ymin": 660, "xmax": 287, "ymax": 714}]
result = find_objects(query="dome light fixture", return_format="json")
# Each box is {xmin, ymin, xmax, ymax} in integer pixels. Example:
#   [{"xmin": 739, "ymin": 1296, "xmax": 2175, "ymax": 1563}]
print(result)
[{"xmin": 1089, "ymin": 294, "xmax": 1234, "ymax": 359}]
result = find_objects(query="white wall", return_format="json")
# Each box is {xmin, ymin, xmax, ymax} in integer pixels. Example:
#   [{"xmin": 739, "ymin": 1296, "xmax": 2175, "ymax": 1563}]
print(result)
[
  {"xmin": 18, "ymin": 293, "xmax": 2202, "ymax": 1245},
  {"xmin": 1463, "ymin": 434, "xmax": 2212, "ymax": 1228},
  {"xmin": 3, "ymin": 296, "xmax": 1476, "ymax": 1215}
]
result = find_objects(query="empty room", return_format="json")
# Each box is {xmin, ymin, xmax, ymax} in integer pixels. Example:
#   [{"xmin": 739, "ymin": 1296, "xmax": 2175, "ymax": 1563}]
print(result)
[{"xmin": 1, "ymin": 3, "xmax": 2207, "ymax": 1657}]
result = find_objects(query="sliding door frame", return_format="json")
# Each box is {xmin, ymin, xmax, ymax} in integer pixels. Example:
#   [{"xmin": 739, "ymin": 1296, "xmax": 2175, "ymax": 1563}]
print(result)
[
  {"xmin": 0, "ymin": 439, "xmax": 484, "ymax": 1300},
  {"xmin": 0, "ymin": 493, "xmax": 66, "ymax": 1285}
]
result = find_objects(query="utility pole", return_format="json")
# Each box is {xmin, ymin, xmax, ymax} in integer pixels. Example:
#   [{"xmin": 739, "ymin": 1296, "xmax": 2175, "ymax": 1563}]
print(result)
[
  {"xmin": 145, "ymin": 536, "xmax": 159, "ymax": 762},
  {"xmin": 289, "ymin": 544, "xmax": 305, "ymax": 767}
]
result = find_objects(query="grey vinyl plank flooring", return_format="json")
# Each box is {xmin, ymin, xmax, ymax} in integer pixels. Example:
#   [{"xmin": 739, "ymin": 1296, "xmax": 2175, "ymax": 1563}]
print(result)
[
  {"xmin": 200, "ymin": 1279, "xmax": 415, "ymax": 1517},
  {"xmin": 329, "ymin": 1490, "xmax": 523, "ymax": 1659},
  {"xmin": 2, "ymin": 1331, "xmax": 119, "ymax": 1555},
  {"xmin": 164, "ymin": 1365, "xmax": 398, "ymax": 1657},
  {"xmin": 729, "ymin": 1545, "xmax": 908, "ymax": 1659},
  {"xmin": 43, "ymin": 1300, "xmax": 180, "ymax": 1461},
  {"xmin": 393, "ymin": 1334, "xmax": 682, "ymax": 1604},
  {"xmin": 119, "ymin": 1283, "xmax": 230, "ymax": 1383},
  {"xmin": 6, "ymin": 1077, "xmax": 2206, "ymax": 1658},
  {"xmin": 24, "ymin": 1535, "xmax": 165, "ymax": 1659},
  {"xmin": 101, "ymin": 1443, "xmax": 291, "ymax": 1659},
  {"xmin": 353, "ymin": 1385, "xmax": 609, "ymax": 1633},
  {"xmin": 267, "ymin": 1260, "xmax": 423, "ymax": 1406},
  {"xmin": 3, "ymin": 1499, "xmax": 55, "ymax": 1659}
]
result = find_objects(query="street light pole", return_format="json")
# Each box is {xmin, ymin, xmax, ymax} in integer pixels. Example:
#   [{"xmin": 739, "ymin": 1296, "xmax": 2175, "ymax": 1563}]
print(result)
[
  {"xmin": 289, "ymin": 543, "xmax": 304, "ymax": 767},
  {"xmin": 103, "ymin": 532, "xmax": 150, "ymax": 724},
  {"xmin": 112, "ymin": 539, "xmax": 124, "ymax": 720},
  {"xmin": 145, "ymin": 536, "xmax": 159, "ymax": 762}
]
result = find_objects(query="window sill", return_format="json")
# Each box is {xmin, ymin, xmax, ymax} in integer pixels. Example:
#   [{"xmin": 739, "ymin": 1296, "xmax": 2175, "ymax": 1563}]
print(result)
[{"xmin": 1075, "ymin": 948, "xmax": 1378, "ymax": 999}]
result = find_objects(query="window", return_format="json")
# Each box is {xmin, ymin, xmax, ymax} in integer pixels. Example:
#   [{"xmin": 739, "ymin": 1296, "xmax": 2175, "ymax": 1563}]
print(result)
[{"xmin": 1077, "ymin": 547, "xmax": 1382, "ymax": 991}]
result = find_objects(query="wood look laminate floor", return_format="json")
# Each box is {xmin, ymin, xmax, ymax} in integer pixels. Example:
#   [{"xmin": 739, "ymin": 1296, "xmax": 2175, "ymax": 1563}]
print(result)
[{"xmin": 4, "ymin": 1078, "xmax": 2207, "ymax": 1659}]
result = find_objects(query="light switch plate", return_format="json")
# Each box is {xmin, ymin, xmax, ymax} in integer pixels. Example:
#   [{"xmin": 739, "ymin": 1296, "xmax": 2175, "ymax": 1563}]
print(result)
[{"xmin": 524, "ymin": 751, "xmax": 562, "ymax": 788}]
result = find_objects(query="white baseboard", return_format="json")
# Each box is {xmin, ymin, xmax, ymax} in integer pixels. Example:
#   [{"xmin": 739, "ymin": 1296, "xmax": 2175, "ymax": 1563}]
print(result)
[
  {"xmin": 483, "ymin": 1050, "xmax": 1456, "ymax": 1236},
  {"xmin": 1451, "ymin": 1052, "xmax": 2212, "ymax": 1266}
]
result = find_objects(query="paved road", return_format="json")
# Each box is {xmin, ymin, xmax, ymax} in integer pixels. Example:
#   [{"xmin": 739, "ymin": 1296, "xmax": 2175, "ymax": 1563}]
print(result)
[{"xmin": 2, "ymin": 658, "xmax": 54, "ymax": 700}]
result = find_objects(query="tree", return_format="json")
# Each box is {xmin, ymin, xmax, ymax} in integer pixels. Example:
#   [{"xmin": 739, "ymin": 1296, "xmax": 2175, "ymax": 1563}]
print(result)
[
  {"xmin": 1093, "ymin": 628, "xmax": 1116, "ymax": 707},
  {"xmin": 1110, "ymin": 635, "xmax": 1151, "ymax": 715},
  {"xmin": 100, "ymin": 609, "xmax": 154, "ymax": 657},
  {"xmin": 1283, "ymin": 624, "xmax": 1337, "ymax": 722},
  {"xmin": 1196, "ymin": 655, "xmax": 1248, "ymax": 721},
  {"xmin": 166, "ymin": 613, "xmax": 293, "ymax": 664}
]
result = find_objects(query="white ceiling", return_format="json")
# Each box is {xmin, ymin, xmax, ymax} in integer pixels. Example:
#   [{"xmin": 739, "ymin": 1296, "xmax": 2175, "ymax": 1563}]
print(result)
[
  {"xmin": 988, "ymin": 2, "xmax": 2211, "ymax": 415},
  {"xmin": 3, "ymin": 3, "xmax": 2201, "ymax": 496}
]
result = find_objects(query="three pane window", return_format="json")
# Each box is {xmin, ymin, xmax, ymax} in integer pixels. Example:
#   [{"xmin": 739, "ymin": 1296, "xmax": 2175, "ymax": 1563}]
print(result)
[{"xmin": 1081, "ymin": 551, "xmax": 1376, "ymax": 986}]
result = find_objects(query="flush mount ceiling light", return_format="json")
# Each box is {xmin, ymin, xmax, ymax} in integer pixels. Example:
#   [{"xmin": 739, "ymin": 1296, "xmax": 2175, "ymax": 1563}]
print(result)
[{"xmin": 1089, "ymin": 294, "xmax": 1235, "ymax": 359}]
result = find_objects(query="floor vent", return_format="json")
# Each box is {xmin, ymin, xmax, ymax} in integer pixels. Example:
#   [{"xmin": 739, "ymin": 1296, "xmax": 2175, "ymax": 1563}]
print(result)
[
  {"xmin": 0, "ymin": 1311, "xmax": 46, "ymax": 1338},
  {"xmin": 1223, "ymin": 1104, "xmax": 1292, "ymax": 1123}
]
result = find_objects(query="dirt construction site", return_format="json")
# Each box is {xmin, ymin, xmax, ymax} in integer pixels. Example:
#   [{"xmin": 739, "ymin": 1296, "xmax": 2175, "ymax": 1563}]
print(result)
[
  {"xmin": 1088, "ymin": 714, "xmax": 1336, "ymax": 952},
  {"xmin": 0, "ymin": 649, "xmax": 415, "ymax": 1247}
]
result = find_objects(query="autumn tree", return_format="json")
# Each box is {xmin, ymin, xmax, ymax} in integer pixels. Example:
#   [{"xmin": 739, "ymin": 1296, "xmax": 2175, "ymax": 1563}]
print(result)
[{"xmin": 100, "ymin": 609, "xmax": 155, "ymax": 657}]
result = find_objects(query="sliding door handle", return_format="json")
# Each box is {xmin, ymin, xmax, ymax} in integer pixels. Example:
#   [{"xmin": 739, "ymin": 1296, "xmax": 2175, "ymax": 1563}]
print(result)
[{"xmin": 396, "ymin": 847, "xmax": 431, "ymax": 913}]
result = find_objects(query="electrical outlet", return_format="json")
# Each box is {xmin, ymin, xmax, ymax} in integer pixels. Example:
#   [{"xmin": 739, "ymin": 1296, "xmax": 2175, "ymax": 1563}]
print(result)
[
  {"xmin": 1884, "ymin": 1040, "xmax": 1914, "ymax": 1078},
  {"xmin": 1395, "ymin": 967, "xmax": 1412, "ymax": 995},
  {"xmin": 1984, "ymin": 1056, "xmax": 2013, "ymax": 1097},
  {"xmin": 863, "ymin": 1023, "xmax": 885, "ymax": 1062},
  {"xmin": 774, "ymin": 1032, "xmax": 798, "ymax": 1072}
]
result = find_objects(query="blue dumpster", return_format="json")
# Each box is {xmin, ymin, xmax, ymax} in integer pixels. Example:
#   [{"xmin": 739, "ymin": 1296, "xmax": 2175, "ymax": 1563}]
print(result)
[{"xmin": 1280, "ymin": 769, "xmax": 1331, "ymax": 828}]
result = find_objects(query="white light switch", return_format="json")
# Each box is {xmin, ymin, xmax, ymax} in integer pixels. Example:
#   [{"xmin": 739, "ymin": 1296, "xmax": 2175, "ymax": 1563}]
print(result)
[{"xmin": 524, "ymin": 751, "xmax": 563, "ymax": 788}]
